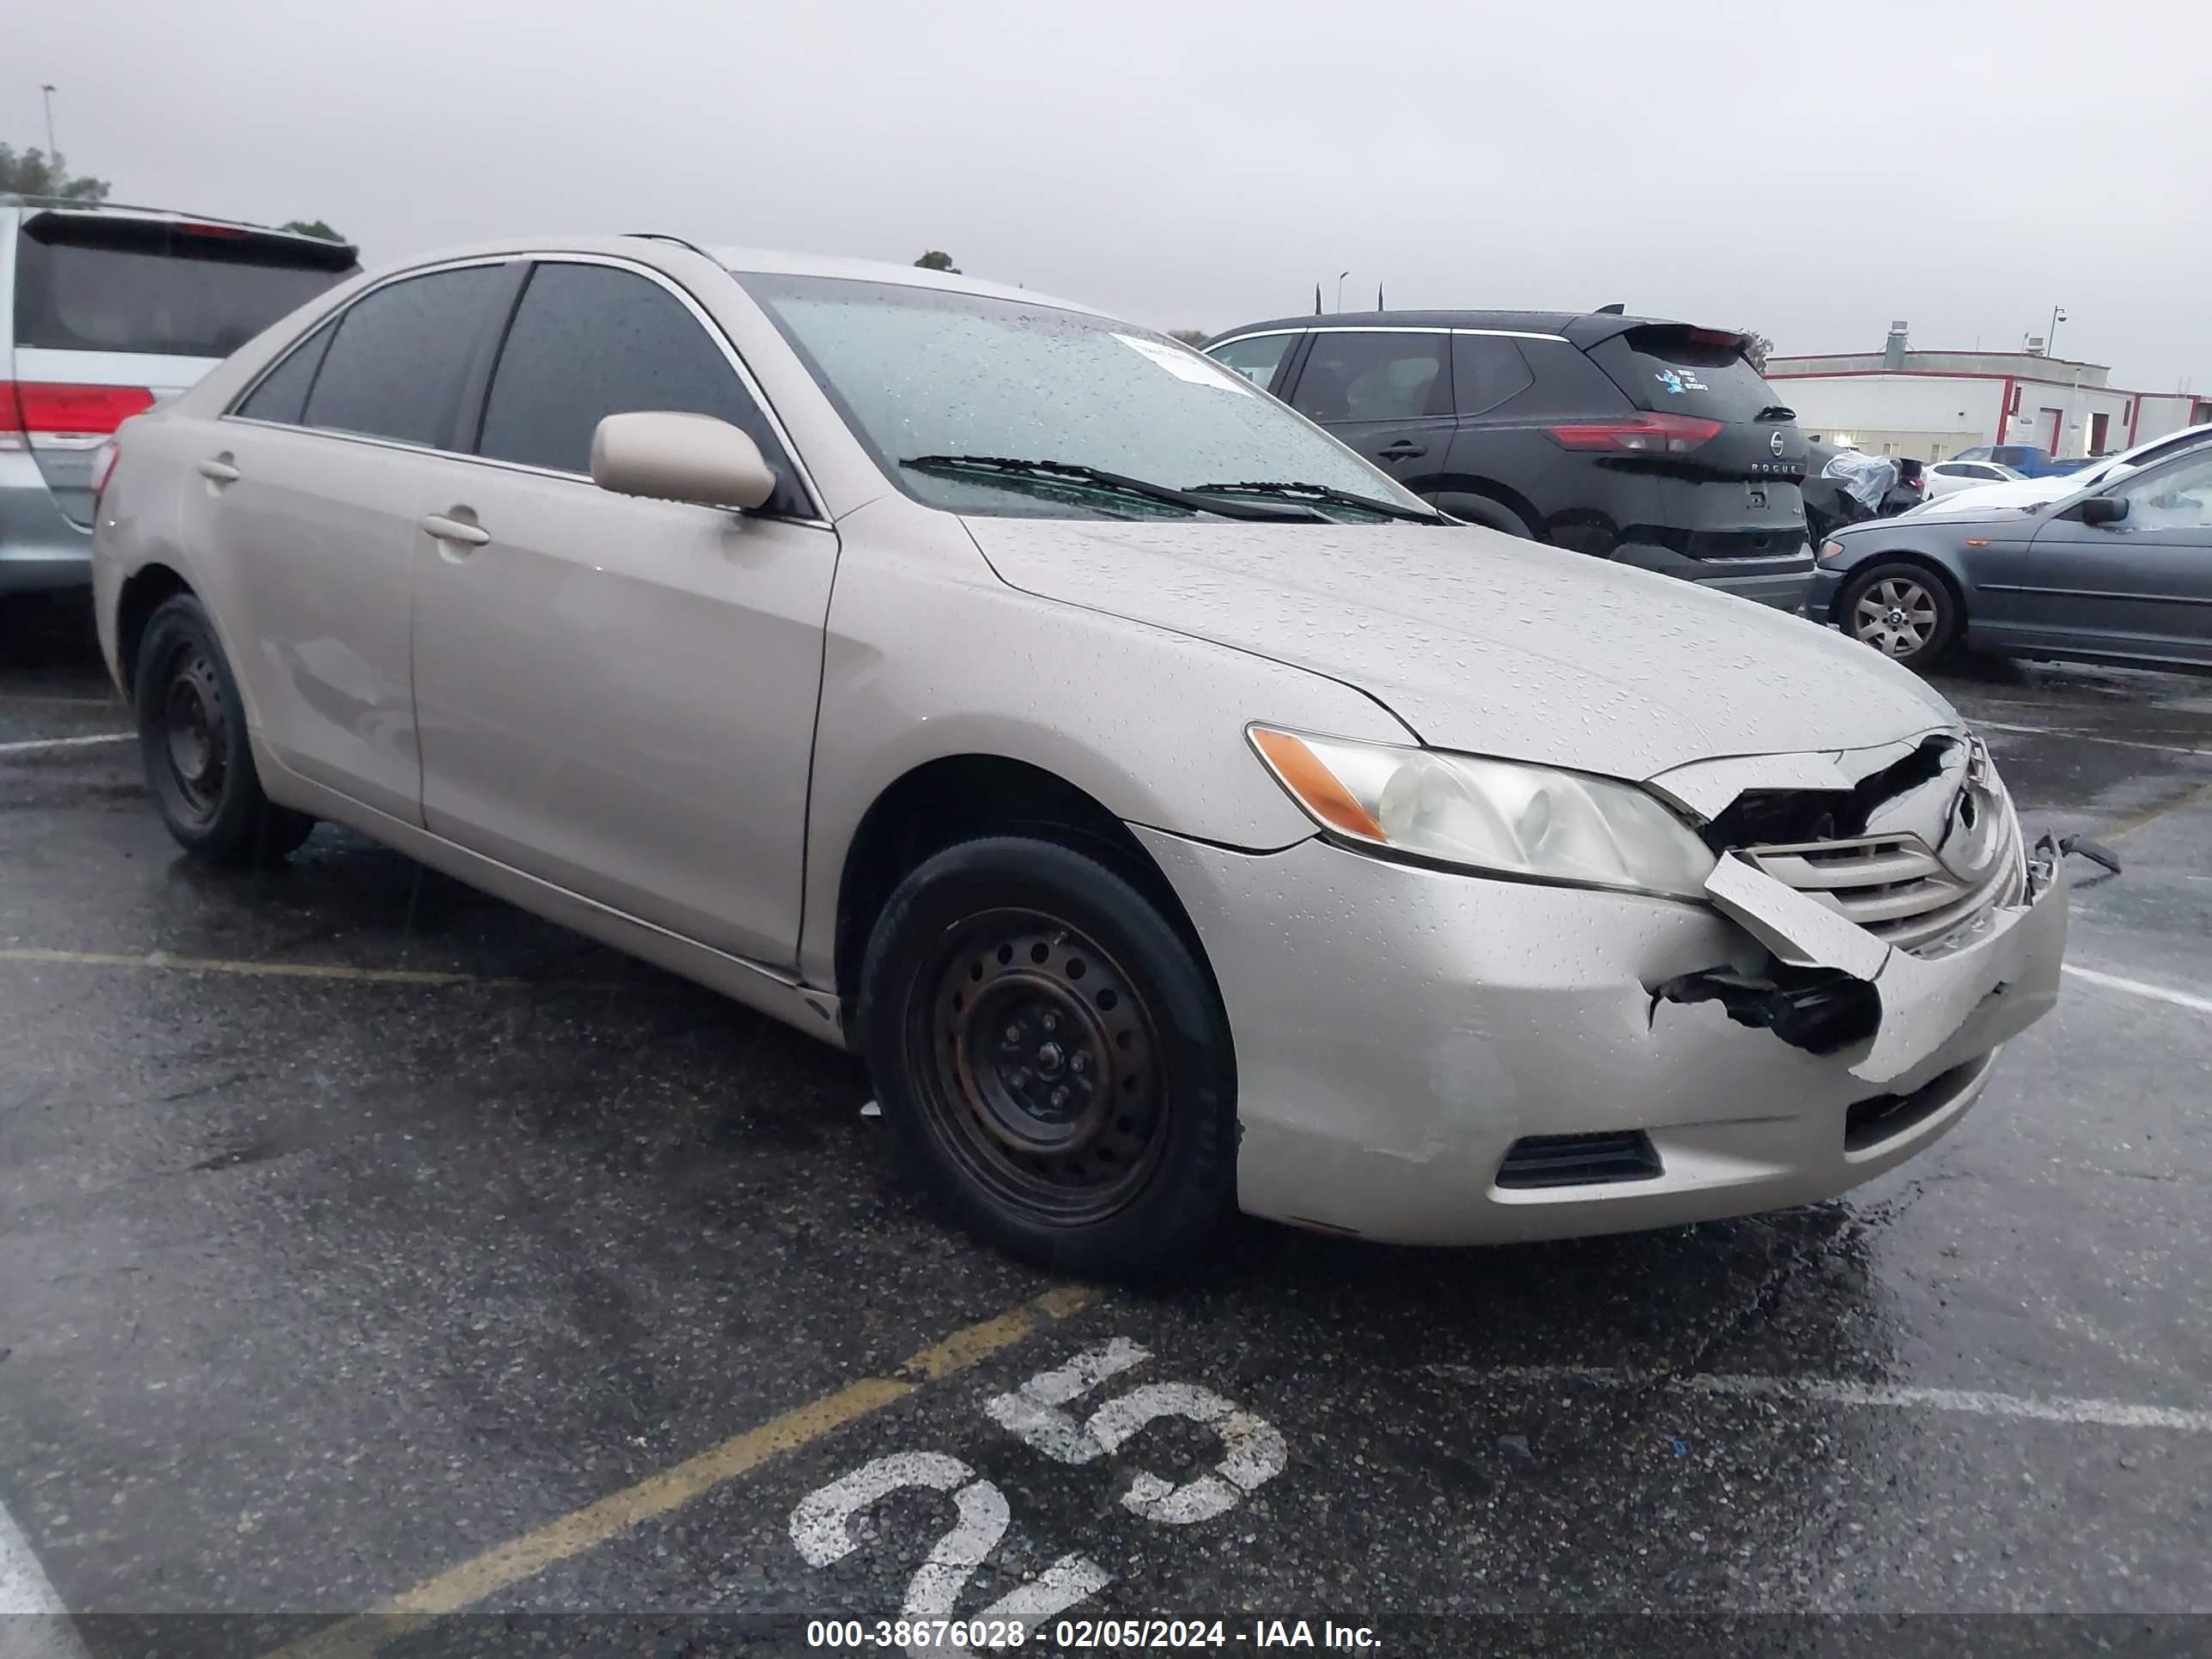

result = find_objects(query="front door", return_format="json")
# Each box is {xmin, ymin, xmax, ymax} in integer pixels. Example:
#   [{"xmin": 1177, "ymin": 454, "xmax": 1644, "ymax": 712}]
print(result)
[
  {"xmin": 1281, "ymin": 328, "xmax": 1455, "ymax": 493},
  {"xmin": 408, "ymin": 258, "xmax": 836, "ymax": 967},
  {"xmin": 1992, "ymin": 448, "xmax": 2212, "ymax": 665}
]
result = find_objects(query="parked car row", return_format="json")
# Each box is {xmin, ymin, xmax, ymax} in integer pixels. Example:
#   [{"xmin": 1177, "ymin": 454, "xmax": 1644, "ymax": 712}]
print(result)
[{"xmin": 85, "ymin": 234, "xmax": 2070, "ymax": 1277}]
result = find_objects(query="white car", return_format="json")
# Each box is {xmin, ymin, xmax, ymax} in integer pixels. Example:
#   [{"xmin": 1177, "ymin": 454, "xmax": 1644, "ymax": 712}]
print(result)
[
  {"xmin": 1923, "ymin": 459, "xmax": 2024, "ymax": 498},
  {"xmin": 1910, "ymin": 422, "xmax": 2212, "ymax": 518}
]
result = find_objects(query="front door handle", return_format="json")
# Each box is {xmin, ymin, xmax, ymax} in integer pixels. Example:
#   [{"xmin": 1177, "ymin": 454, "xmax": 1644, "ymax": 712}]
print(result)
[
  {"xmin": 1378, "ymin": 441, "xmax": 1427, "ymax": 460},
  {"xmin": 197, "ymin": 456, "xmax": 240, "ymax": 484},
  {"xmin": 421, "ymin": 512, "xmax": 490, "ymax": 548}
]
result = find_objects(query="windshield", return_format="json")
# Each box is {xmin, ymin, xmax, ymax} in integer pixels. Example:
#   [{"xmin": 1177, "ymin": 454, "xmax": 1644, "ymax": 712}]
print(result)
[
  {"xmin": 735, "ymin": 273, "xmax": 1426, "ymax": 520},
  {"xmin": 15, "ymin": 214, "xmax": 358, "ymax": 360}
]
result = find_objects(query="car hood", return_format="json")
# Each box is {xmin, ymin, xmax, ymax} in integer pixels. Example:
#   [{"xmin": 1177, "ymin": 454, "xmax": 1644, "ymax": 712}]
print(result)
[
  {"xmin": 1912, "ymin": 476, "xmax": 2077, "ymax": 515},
  {"xmin": 963, "ymin": 516, "xmax": 1958, "ymax": 781}
]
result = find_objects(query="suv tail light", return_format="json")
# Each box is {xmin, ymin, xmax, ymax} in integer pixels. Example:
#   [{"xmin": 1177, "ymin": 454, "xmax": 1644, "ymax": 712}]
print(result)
[
  {"xmin": 0, "ymin": 381, "xmax": 157, "ymax": 449},
  {"xmin": 1546, "ymin": 412, "xmax": 1723, "ymax": 454}
]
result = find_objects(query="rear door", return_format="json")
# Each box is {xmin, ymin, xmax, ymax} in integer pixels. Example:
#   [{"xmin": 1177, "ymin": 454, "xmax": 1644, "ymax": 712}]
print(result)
[
  {"xmin": 1988, "ymin": 449, "xmax": 2212, "ymax": 665},
  {"xmin": 9, "ymin": 210, "xmax": 356, "ymax": 524},
  {"xmin": 1580, "ymin": 324, "xmax": 1808, "ymax": 561},
  {"xmin": 1279, "ymin": 329, "xmax": 1455, "ymax": 493},
  {"xmin": 189, "ymin": 259, "xmax": 516, "ymax": 822}
]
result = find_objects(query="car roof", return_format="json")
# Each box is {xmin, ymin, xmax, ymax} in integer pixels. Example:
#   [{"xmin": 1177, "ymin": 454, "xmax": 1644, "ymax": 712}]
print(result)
[
  {"xmin": 1203, "ymin": 308, "xmax": 1698, "ymax": 350},
  {"xmin": 706, "ymin": 244, "xmax": 1103, "ymax": 316}
]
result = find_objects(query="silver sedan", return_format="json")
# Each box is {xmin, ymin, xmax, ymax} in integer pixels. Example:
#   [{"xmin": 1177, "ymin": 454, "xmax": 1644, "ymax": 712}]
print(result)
[{"xmin": 91, "ymin": 238, "xmax": 2068, "ymax": 1277}]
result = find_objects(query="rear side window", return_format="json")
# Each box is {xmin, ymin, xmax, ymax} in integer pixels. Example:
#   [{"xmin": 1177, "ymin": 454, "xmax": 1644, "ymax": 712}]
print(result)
[
  {"xmin": 235, "ymin": 319, "xmax": 337, "ymax": 426},
  {"xmin": 12, "ymin": 213, "xmax": 357, "ymax": 359},
  {"xmin": 1586, "ymin": 325, "xmax": 1780, "ymax": 420},
  {"xmin": 303, "ymin": 265, "xmax": 505, "ymax": 448},
  {"xmin": 1206, "ymin": 333, "xmax": 1298, "ymax": 393},
  {"xmin": 1451, "ymin": 336, "xmax": 1537, "ymax": 418},
  {"xmin": 475, "ymin": 262, "xmax": 806, "ymax": 515},
  {"xmin": 1291, "ymin": 331, "xmax": 1451, "ymax": 422},
  {"xmin": 1490, "ymin": 338, "xmax": 1636, "ymax": 420}
]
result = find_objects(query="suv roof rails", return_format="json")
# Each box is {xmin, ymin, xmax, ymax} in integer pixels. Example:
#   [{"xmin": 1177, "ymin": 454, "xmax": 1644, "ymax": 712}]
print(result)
[
  {"xmin": 623, "ymin": 231, "xmax": 713, "ymax": 259},
  {"xmin": 0, "ymin": 192, "xmax": 355, "ymax": 248}
]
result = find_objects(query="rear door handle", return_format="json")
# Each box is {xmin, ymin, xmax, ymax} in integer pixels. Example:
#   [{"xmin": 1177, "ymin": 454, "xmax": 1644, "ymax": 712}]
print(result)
[
  {"xmin": 1378, "ymin": 441, "xmax": 1427, "ymax": 460},
  {"xmin": 420, "ymin": 513, "xmax": 489, "ymax": 548},
  {"xmin": 197, "ymin": 457, "xmax": 240, "ymax": 483}
]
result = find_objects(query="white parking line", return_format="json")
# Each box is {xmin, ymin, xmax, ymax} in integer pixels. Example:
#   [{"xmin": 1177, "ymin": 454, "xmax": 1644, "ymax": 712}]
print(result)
[
  {"xmin": 2063, "ymin": 963, "xmax": 2212, "ymax": 1017},
  {"xmin": 0, "ymin": 732, "xmax": 132, "ymax": 757},
  {"xmin": 0, "ymin": 1500, "xmax": 92, "ymax": 1656},
  {"xmin": 1433, "ymin": 1364, "xmax": 2212, "ymax": 1434},
  {"xmin": 1973, "ymin": 718, "xmax": 2210, "ymax": 758}
]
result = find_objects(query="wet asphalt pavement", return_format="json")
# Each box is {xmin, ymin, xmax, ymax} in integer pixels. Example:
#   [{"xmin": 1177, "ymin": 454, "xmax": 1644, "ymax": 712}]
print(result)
[{"xmin": 3, "ymin": 593, "xmax": 2209, "ymax": 1656}]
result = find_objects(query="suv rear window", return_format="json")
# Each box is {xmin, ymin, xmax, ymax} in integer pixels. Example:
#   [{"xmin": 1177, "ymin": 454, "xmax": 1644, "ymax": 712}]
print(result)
[
  {"xmin": 13, "ymin": 212, "xmax": 358, "ymax": 360},
  {"xmin": 1586, "ymin": 325, "xmax": 1781, "ymax": 421}
]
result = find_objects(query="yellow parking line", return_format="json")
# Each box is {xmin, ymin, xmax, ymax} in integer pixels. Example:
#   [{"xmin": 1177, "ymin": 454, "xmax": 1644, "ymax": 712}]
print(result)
[
  {"xmin": 2094, "ymin": 780, "xmax": 2212, "ymax": 843},
  {"xmin": 263, "ymin": 1286, "xmax": 1095, "ymax": 1659},
  {"xmin": 0, "ymin": 948, "xmax": 526, "ymax": 988}
]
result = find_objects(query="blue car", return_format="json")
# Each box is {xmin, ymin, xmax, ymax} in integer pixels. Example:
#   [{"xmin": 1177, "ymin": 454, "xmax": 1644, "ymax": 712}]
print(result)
[{"xmin": 1948, "ymin": 443, "xmax": 2071, "ymax": 478}]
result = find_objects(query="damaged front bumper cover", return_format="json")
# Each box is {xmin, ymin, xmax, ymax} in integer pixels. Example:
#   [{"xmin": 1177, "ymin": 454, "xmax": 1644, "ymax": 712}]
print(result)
[{"xmin": 1669, "ymin": 834, "xmax": 2069, "ymax": 1085}]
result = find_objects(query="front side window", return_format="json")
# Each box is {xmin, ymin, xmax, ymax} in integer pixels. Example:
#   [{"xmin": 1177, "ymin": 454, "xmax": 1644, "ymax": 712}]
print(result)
[
  {"xmin": 2107, "ymin": 452, "xmax": 2212, "ymax": 531},
  {"xmin": 1206, "ymin": 333, "xmax": 1297, "ymax": 392},
  {"xmin": 738, "ymin": 274, "xmax": 1424, "ymax": 520},
  {"xmin": 302, "ymin": 264, "xmax": 505, "ymax": 448},
  {"xmin": 477, "ymin": 263, "xmax": 807, "ymax": 517},
  {"xmin": 1293, "ymin": 332, "xmax": 1451, "ymax": 423}
]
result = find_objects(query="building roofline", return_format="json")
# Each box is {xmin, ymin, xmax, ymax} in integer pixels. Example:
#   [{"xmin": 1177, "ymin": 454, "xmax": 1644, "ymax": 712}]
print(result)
[{"xmin": 1765, "ymin": 366, "xmax": 2197, "ymax": 401}]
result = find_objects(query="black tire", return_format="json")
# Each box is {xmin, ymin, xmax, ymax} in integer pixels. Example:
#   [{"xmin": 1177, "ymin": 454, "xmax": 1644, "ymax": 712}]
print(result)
[
  {"xmin": 858, "ymin": 836, "xmax": 1237, "ymax": 1280},
  {"xmin": 1838, "ymin": 561, "xmax": 1960, "ymax": 672},
  {"xmin": 132, "ymin": 594, "xmax": 315, "ymax": 866},
  {"xmin": 1430, "ymin": 493, "xmax": 1534, "ymax": 539}
]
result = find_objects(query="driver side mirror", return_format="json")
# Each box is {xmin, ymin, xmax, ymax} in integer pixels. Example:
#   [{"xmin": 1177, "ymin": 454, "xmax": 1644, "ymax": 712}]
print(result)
[
  {"xmin": 2078, "ymin": 495, "xmax": 2130, "ymax": 527},
  {"xmin": 590, "ymin": 411, "xmax": 777, "ymax": 511}
]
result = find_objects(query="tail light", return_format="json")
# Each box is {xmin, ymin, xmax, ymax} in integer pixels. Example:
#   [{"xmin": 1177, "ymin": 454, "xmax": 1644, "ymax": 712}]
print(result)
[
  {"xmin": 0, "ymin": 381, "xmax": 157, "ymax": 450},
  {"xmin": 1546, "ymin": 413, "xmax": 1723, "ymax": 454}
]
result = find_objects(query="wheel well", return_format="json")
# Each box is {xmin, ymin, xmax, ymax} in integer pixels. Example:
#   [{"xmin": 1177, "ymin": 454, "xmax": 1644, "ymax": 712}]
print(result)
[
  {"xmin": 1838, "ymin": 553, "xmax": 1965, "ymax": 630},
  {"xmin": 833, "ymin": 755, "xmax": 1207, "ymax": 1006},
  {"xmin": 115, "ymin": 564, "xmax": 193, "ymax": 704}
]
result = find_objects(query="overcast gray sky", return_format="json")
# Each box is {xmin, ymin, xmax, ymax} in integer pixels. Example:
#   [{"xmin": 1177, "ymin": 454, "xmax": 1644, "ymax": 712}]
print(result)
[{"xmin": 14, "ymin": 0, "xmax": 2209, "ymax": 390}]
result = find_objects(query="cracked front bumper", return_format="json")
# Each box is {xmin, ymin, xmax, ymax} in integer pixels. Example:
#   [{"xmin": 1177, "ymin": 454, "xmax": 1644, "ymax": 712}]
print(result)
[{"xmin": 1134, "ymin": 826, "xmax": 2068, "ymax": 1248}]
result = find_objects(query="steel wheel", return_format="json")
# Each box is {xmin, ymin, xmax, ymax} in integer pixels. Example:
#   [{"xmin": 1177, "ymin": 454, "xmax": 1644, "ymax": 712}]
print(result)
[
  {"xmin": 156, "ymin": 641, "xmax": 232, "ymax": 827},
  {"xmin": 907, "ymin": 907, "xmax": 1168, "ymax": 1229},
  {"xmin": 1852, "ymin": 575, "xmax": 1941, "ymax": 658}
]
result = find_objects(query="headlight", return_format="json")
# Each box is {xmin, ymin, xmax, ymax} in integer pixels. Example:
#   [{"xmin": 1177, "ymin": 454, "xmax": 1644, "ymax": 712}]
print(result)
[
  {"xmin": 1817, "ymin": 538, "xmax": 1849, "ymax": 564},
  {"xmin": 1249, "ymin": 726, "xmax": 1717, "ymax": 900}
]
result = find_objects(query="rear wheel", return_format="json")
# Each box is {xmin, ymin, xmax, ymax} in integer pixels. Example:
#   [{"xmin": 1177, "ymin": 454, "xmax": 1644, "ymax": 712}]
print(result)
[
  {"xmin": 1839, "ymin": 562, "xmax": 1959, "ymax": 672},
  {"xmin": 133, "ymin": 594, "xmax": 315, "ymax": 866},
  {"xmin": 1430, "ymin": 494, "xmax": 1534, "ymax": 539},
  {"xmin": 858, "ymin": 836, "xmax": 1237, "ymax": 1279}
]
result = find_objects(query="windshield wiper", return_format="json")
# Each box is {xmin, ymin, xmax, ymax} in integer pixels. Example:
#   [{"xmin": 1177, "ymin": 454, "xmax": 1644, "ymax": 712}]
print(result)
[
  {"xmin": 1187, "ymin": 479, "xmax": 1445, "ymax": 524},
  {"xmin": 901, "ymin": 455, "xmax": 1326, "ymax": 522}
]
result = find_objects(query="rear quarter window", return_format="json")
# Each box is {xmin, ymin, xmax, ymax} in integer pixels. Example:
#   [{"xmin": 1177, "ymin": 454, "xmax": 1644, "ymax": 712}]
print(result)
[
  {"xmin": 1586, "ymin": 325, "xmax": 1781, "ymax": 420},
  {"xmin": 13, "ymin": 213, "xmax": 358, "ymax": 359}
]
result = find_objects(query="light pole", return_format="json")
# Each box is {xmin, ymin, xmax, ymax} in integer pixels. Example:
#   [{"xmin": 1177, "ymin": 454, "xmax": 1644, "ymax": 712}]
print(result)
[
  {"xmin": 41, "ymin": 84, "xmax": 58, "ymax": 162},
  {"xmin": 2047, "ymin": 305, "xmax": 2066, "ymax": 356},
  {"xmin": 1335, "ymin": 270, "xmax": 1349, "ymax": 312}
]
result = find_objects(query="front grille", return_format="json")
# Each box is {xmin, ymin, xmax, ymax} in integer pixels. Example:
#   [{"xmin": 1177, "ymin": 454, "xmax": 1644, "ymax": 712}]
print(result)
[
  {"xmin": 1495, "ymin": 1131, "xmax": 1662, "ymax": 1190},
  {"xmin": 1745, "ymin": 799, "xmax": 2023, "ymax": 958}
]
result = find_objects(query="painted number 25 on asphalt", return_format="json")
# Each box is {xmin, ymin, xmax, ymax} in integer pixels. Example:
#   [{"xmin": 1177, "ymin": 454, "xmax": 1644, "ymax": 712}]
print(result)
[{"xmin": 789, "ymin": 1339, "xmax": 1285, "ymax": 1653}]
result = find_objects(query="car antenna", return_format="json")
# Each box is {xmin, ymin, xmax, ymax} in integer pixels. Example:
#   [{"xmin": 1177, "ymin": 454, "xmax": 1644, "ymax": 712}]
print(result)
[
  {"xmin": 1595, "ymin": 302, "xmax": 1626, "ymax": 314},
  {"xmin": 1376, "ymin": 282, "xmax": 1385, "ymax": 310},
  {"xmin": 1314, "ymin": 283, "xmax": 1322, "ymax": 316}
]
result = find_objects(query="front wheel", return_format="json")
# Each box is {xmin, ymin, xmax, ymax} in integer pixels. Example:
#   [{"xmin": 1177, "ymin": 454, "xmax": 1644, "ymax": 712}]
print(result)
[
  {"xmin": 857, "ymin": 836, "xmax": 1237, "ymax": 1279},
  {"xmin": 1839, "ymin": 562, "xmax": 1959, "ymax": 672},
  {"xmin": 133, "ymin": 594, "xmax": 315, "ymax": 866}
]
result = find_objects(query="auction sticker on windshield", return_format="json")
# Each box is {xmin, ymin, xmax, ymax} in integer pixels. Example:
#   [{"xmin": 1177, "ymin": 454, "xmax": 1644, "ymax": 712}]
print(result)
[{"xmin": 1113, "ymin": 333, "xmax": 1255, "ymax": 392}]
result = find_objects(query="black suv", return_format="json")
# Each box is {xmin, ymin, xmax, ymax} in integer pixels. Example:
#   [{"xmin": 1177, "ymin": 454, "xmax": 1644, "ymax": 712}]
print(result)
[{"xmin": 1204, "ymin": 310, "xmax": 1812, "ymax": 609}]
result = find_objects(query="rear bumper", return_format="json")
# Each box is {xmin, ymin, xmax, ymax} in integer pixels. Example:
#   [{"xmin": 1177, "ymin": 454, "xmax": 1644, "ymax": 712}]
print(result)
[
  {"xmin": 1610, "ymin": 538, "xmax": 1814, "ymax": 612},
  {"xmin": 0, "ymin": 455, "xmax": 93, "ymax": 593}
]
